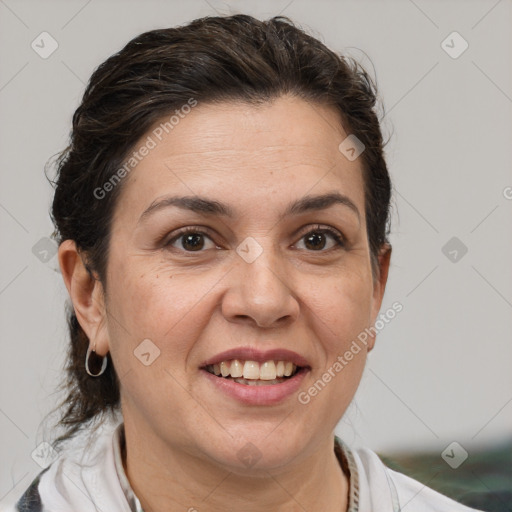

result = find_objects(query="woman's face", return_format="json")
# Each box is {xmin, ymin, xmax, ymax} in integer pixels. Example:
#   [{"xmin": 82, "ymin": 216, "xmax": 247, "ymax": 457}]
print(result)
[{"xmin": 96, "ymin": 95, "xmax": 390, "ymax": 471}]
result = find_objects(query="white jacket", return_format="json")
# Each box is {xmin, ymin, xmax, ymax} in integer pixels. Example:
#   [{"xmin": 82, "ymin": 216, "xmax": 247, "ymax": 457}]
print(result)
[{"xmin": 3, "ymin": 417, "xmax": 484, "ymax": 512}]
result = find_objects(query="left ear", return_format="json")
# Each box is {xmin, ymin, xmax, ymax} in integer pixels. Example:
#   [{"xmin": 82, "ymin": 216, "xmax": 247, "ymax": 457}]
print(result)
[{"xmin": 367, "ymin": 243, "xmax": 392, "ymax": 352}]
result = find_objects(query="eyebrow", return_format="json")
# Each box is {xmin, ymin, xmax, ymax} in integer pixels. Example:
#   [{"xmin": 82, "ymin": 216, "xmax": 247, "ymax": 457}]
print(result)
[{"xmin": 138, "ymin": 192, "xmax": 360, "ymax": 224}]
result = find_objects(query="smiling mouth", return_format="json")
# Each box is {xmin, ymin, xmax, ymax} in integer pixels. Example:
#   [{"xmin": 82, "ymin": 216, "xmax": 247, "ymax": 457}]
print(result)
[{"xmin": 204, "ymin": 359, "xmax": 301, "ymax": 386}]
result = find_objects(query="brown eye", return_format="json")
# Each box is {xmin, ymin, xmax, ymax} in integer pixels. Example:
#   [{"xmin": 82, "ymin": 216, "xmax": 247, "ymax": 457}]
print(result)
[
  {"xmin": 165, "ymin": 228, "xmax": 216, "ymax": 252},
  {"xmin": 296, "ymin": 226, "xmax": 345, "ymax": 252},
  {"xmin": 304, "ymin": 232, "xmax": 328, "ymax": 250},
  {"xmin": 181, "ymin": 233, "xmax": 205, "ymax": 251}
]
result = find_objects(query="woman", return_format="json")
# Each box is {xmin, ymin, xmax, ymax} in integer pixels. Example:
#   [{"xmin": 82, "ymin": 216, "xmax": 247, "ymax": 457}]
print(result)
[{"xmin": 10, "ymin": 14, "xmax": 483, "ymax": 512}]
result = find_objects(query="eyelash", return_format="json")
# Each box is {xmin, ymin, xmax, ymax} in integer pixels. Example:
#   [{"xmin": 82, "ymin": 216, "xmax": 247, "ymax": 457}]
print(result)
[{"xmin": 164, "ymin": 224, "xmax": 345, "ymax": 253}]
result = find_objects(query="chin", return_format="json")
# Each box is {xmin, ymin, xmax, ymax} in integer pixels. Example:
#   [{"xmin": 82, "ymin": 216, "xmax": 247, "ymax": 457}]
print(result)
[{"xmin": 203, "ymin": 434, "xmax": 305, "ymax": 474}]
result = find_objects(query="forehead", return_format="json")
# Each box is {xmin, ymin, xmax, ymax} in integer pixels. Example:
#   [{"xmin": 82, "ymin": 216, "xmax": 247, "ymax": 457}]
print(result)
[{"xmin": 114, "ymin": 96, "xmax": 365, "ymax": 223}]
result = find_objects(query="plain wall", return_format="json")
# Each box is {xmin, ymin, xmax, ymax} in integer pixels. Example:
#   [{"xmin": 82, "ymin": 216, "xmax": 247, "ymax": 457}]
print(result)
[{"xmin": 1, "ymin": 0, "xmax": 511, "ymax": 504}]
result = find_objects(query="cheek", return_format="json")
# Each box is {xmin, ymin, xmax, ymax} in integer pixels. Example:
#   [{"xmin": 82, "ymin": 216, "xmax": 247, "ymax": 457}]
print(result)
[
  {"xmin": 303, "ymin": 267, "xmax": 374, "ymax": 347},
  {"xmin": 298, "ymin": 268, "xmax": 372, "ymax": 410},
  {"xmin": 106, "ymin": 257, "xmax": 224, "ymax": 365},
  {"xmin": 104, "ymin": 259, "xmax": 219, "ymax": 421}
]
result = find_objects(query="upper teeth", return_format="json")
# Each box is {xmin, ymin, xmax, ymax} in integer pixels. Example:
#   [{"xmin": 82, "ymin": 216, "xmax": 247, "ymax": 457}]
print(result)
[{"xmin": 209, "ymin": 360, "xmax": 297, "ymax": 380}]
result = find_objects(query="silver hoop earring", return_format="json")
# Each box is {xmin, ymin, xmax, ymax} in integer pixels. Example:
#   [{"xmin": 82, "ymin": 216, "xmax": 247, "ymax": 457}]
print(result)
[{"xmin": 85, "ymin": 344, "xmax": 108, "ymax": 377}]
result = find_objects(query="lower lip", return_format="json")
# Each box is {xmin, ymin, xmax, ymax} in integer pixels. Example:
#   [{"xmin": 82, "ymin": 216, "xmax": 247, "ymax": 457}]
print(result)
[{"xmin": 200, "ymin": 367, "xmax": 309, "ymax": 405}]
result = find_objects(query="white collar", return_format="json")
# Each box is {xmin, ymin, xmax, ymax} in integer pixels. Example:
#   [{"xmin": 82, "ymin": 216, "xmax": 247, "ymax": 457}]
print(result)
[{"xmin": 22, "ymin": 418, "xmax": 478, "ymax": 512}]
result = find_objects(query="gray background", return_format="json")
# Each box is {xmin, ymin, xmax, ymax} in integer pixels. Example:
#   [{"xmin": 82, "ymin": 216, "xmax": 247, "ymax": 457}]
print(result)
[{"xmin": 1, "ymin": 0, "xmax": 511, "ymax": 505}]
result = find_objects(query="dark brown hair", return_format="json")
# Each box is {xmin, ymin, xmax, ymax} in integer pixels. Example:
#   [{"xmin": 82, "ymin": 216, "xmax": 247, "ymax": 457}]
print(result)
[{"xmin": 47, "ymin": 14, "xmax": 391, "ymax": 448}]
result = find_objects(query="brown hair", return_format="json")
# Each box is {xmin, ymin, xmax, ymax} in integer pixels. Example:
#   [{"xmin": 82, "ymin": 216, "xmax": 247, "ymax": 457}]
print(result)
[{"xmin": 47, "ymin": 14, "xmax": 391, "ymax": 448}]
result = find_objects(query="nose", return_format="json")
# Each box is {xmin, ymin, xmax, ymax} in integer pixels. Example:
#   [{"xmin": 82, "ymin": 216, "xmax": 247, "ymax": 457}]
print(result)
[{"xmin": 221, "ymin": 246, "xmax": 300, "ymax": 329}]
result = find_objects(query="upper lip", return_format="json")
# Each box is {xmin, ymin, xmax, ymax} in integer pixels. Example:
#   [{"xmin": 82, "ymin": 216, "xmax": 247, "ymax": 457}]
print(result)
[{"xmin": 200, "ymin": 347, "xmax": 311, "ymax": 368}]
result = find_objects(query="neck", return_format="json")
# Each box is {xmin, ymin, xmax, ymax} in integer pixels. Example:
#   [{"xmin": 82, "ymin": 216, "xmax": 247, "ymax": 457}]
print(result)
[{"xmin": 121, "ymin": 421, "xmax": 350, "ymax": 512}]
